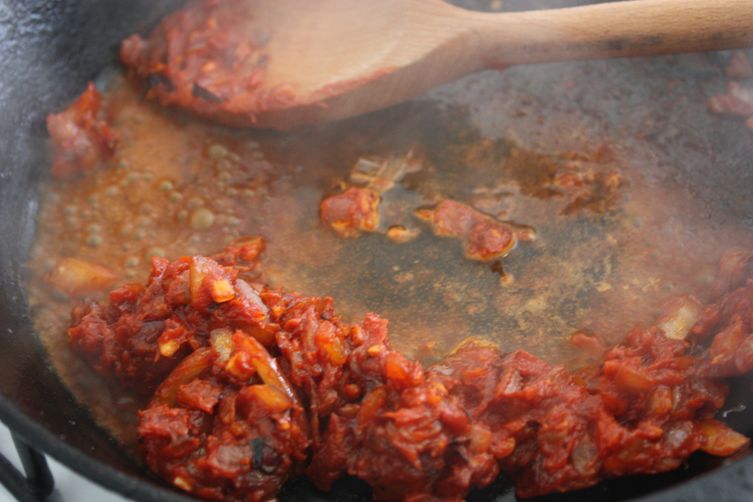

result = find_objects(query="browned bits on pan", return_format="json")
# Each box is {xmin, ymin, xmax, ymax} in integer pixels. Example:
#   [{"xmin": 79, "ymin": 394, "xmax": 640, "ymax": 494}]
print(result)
[
  {"xmin": 416, "ymin": 199, "xmax": 518, "ymax": 262},
  {"xmin": 725, "ymin": 50, "xmax": 753, "ymax": 79},
  {"xmin": 465, "ymin": 219, "xmax": 516, "ymax": 261},
  {"xmin": 320, "ymin": 186, "xmax": 380, "ymax": 238},
  {"xmin": 46, "ymin": 82, "xmax": 117, "ymax": 179},
  {"xmin": 386, "ymin": 224, "xmax": 420, "ymax": 243},
  {"xmin": 708, "ymin": 51, "xmax": 753, "ymax": 132}
]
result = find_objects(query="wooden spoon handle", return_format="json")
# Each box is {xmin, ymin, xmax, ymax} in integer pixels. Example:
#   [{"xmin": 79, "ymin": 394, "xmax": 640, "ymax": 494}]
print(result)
[{"xmin": 467, "ymin": 0, "xmax": 753, "ymax": 68}]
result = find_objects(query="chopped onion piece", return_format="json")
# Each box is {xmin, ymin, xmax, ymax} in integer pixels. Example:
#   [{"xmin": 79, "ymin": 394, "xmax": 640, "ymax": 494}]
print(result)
[
  {"xmin": 698, "ymin": 419, "xmax": 750, "ymax": 456},
  {"xmin": 232, "ymin": 331, "xmax": 298, "ymax": 404},
  {"xmin": 236, "ymin": 279, "xmax": 268, "ymax": 316},
  {"xmin": 151, "ymin": 348, "xmax": 213, "ymax": 406},
  {"xmin": 46, "ymin": 257, "xmax": 116, "ymax": 296},
  {"xmin": 657, "ymin": 296, "xmax": 703, "ymax": 340},
  {"xmin": 159, "ymin": 339, "xmax": 181, "ymax": 357},
  {"xmin": 209, "ymin": 277, "xmax": 235, "ymax": 303},
  {"xmin": 190, "ymin": 256, "xmax": 234, "ymax": 305},
  {"xmin": 238, "ymin": 384, "xmax": 293, "ymax": 415},
  {"xmin": 210, "ymin": 328, "xmax": 233, "ymax": 363}
]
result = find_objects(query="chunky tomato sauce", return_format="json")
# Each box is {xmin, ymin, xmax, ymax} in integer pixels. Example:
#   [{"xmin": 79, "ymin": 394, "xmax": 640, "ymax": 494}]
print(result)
[
  {"xmin": 46, "ymin": 83, "xmax": 117, "ymax": 179},
  {"xmin": 65, "ymin": 243, "xmax": 752, "ymax": 501},
  {"xmin": 121, "ymin": 0, "xmax": 294, "ymax": 127},
  {"xmin": 26, "ymin": 1, "xmax": 753, "ymax": 500}
]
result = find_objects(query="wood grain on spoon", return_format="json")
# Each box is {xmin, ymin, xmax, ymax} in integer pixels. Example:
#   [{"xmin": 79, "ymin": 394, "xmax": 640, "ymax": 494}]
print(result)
[{"xmin": 124, "ymin": 0, "xmax": 753, "ymax": 129}]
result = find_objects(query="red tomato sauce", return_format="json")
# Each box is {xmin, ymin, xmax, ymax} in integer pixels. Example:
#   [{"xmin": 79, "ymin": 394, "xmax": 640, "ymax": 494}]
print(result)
[{"xmin": 64, "ymin": 245, "xmax": 752, "ymax": 501}]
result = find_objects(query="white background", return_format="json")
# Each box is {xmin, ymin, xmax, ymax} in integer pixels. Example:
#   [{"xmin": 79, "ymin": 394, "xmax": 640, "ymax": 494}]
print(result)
[{"xmin": 0, "ymin": 422, "xmax": 128, "ymax": 501}]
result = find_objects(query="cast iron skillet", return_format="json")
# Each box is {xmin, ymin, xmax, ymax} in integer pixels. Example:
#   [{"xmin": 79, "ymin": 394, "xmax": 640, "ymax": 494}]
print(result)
[{"xmin": 2, "ymin": 1, "xmax": 753, "ymax": 501}]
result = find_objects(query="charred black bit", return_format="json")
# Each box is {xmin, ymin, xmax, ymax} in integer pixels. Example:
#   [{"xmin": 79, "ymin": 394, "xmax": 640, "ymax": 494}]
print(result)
[
  {"xmin": 146, "ymin": 73, "xmax": 174, "ymax": 92},
  {"xmin": 251, "ymin": 437, "xmax": 280, "ymax": 474},
  {"xmin": 192, "ymin": 83, "xmax": 223, "ymax": 104},
  {"xmin": 490, "ymin": 261, "xmax": 505, "ymax": 276}
]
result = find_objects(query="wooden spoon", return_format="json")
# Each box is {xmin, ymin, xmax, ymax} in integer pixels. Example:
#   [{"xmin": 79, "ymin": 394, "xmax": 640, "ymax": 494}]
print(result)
[{"xmin": 159, "ymin": 0, "xmax": 753, "ymax": 129}]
